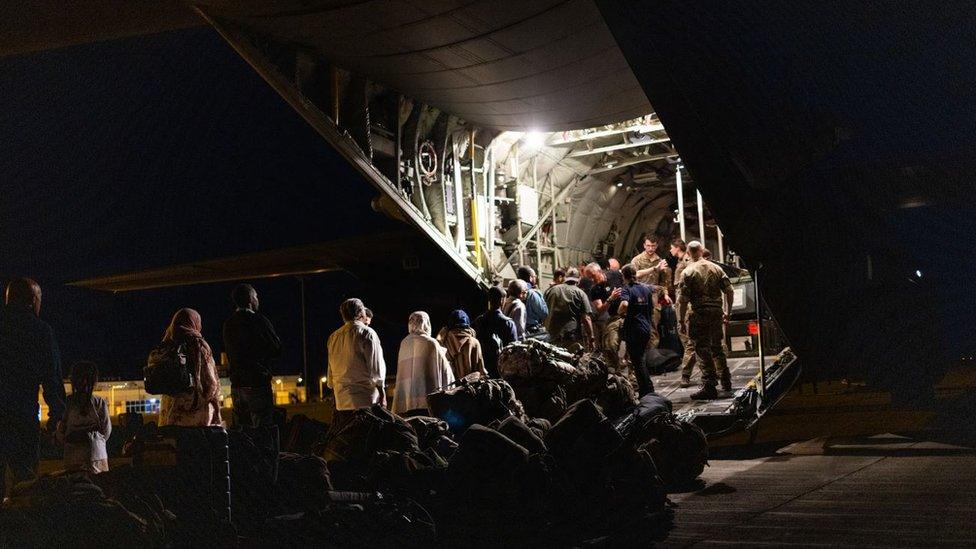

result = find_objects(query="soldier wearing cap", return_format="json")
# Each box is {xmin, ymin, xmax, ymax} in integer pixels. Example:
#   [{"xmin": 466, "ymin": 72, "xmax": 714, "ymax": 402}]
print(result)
[
  {"xmin": 678, "ymin": 241, "xmax": 735, "ymax": 400},
  {"xmin": 544, "ymin": 267, "xmax": 595, "ymax": 351}
]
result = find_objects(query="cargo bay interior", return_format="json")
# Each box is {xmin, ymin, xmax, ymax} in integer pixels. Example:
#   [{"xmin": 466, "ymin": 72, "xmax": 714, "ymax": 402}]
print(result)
[
  {"xmin": 173, "ymin": 2, "xmax": 796, "ymax": 424},
  {"xmin": 191, "ymin": 2, "xmax": 734, "ymax": 290}
]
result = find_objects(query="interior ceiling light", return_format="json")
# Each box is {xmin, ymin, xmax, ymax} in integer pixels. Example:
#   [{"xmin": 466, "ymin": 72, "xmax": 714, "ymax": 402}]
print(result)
[
  {"xmin": 616, "ymin": 181, "xmax": 623, "ymax": 187},
  {"xmin": 523, "ymin": 131, "xmax": 545, "ymax": 149}
]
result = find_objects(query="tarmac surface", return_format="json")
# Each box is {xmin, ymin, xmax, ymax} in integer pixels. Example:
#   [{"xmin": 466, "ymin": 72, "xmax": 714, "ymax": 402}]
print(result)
[{"xmin": 663, "ymin": 434, "xmax": 976, "ymax": 547}]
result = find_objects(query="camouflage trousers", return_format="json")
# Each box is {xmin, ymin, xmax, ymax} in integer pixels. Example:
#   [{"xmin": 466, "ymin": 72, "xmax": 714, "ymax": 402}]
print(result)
[
  {"xmin": 679, "ymin": 330, "xmax": 697, "ymax": 378},
  {"xmin": 595, "ymin": 317, "xmax": 625, "ymax": 369},
  {"xmin": 688, "ymin": 307, "xmax": 729, "ymax": 387},
  {"xmin": 649, "ymin": 308, "xmax": 661, "ymax": 349}
]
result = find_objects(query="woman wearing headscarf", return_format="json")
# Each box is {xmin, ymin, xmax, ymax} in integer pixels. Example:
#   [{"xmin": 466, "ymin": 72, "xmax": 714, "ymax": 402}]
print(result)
[
  {"xmin": 392, "ymin": 311, "xmax": 454, "ymax": 416},
  {"xmin": 158, "ymin": 308, "xmax": 223, "ymax": 427},
  {"xmin": 436, "ymin": 310, "xmax": 486, "ymax": 380}
]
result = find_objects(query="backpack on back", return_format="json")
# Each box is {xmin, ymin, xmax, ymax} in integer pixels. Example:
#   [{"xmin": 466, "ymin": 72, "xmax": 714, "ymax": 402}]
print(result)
[{"xmin": 144, "ymin": 341, "xmax": 194, "ymax": 395}]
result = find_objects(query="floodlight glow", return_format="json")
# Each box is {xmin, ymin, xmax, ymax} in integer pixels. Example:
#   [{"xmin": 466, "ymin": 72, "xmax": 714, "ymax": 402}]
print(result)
[{"xmin": 523, "ymin": 131, "xmax": 545, "ymax": 149}]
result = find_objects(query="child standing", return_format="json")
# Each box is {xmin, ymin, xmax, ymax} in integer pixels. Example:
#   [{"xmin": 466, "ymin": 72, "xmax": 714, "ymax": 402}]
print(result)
[{"xmin": 58, "ymin": 361, "xmax": 111, "ymax": 473}]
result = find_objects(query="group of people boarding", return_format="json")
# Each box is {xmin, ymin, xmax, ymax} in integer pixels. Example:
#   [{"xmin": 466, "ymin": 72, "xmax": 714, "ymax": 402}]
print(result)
[
  {"xmin": 0, "ymin": 235, "xmax": 735, "ymax": 494},
  {"xmin": 327, "ymin": 235, "xmax": 737, "ymax": 424}
]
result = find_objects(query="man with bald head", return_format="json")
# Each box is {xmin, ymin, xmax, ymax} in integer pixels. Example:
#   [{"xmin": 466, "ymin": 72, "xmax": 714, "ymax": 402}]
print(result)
[
  {"xmin": 0, "ymin": 278, "xmax": 66, "ymax": 499},
  {"xmin": 583, "ymin": 262, "xmax": 624, "ymax": 365}
]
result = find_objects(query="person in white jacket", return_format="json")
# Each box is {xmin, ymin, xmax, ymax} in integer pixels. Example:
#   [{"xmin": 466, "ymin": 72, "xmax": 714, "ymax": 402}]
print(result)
[
  {"xmin": 392, "ymin": 311, "xmax": 454, "ymax": 416},
  {"xmin": 504, "ymin": 279, "xmax": 528, "ymax": 340},
  {"xmin": 58, "ymin": 361, "xmax": 111, "ymax": 474}
]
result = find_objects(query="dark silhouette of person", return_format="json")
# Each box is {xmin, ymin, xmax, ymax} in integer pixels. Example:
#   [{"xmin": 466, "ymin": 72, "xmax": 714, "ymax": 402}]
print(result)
[
  {"xmin": 0, "ymin": 278, "xmax": 66, "ymax": 499},
  {"xmin": 223, "ymin": 284, "xmax": 281, "ymax": 429}
]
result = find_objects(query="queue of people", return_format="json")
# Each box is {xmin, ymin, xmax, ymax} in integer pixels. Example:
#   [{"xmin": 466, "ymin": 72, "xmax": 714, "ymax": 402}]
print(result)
[
  {"xmin": 322, "ymin": 234, "xmax": 735, "ymax": 420},
  {"xmin": 0, "ymin": 237, "xmax": 734, "ymax": 492}
]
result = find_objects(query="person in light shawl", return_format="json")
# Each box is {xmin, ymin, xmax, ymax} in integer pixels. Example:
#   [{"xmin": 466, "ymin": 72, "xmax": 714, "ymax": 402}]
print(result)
[{"xmin": 392, "ymin": 311, "xmax": 455, "ymax": 415}]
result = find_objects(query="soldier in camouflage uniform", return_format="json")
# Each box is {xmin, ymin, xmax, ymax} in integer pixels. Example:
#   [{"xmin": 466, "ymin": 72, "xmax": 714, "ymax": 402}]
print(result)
[
  {"xmin": 670, "ymin": 238, "xmax": 697, "ymax": 387},
  {"xmin": 678, "ymin": 241, "xmax": 735, "ymax": 400},
  {"xmin": 629, "ymin": 236, "xmax": 671, "ymax": 348}
]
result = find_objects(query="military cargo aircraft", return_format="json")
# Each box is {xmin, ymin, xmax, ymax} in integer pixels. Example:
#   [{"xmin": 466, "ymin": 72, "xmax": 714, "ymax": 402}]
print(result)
[{"xmin": 5, "ymin": 1, "xmax": 971, "ymax": 436}]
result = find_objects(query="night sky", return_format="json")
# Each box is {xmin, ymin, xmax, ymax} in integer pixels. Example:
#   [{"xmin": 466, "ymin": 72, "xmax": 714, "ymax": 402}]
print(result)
[{"xmin": 0, "ymin": 27, "xmax": 403, "ymax": 381}]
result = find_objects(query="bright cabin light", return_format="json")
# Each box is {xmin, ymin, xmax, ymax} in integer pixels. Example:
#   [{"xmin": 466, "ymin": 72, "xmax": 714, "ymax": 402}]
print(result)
[
  {"xmin": 297, "ymin": 377, "xmax": 303, "ymax": 383},
  {"xmin": 320, "ymin": 376, "xmax": 328, "ymax": 384},
  {"xmin": 615, "ymin": 181, "xmax": 623, "ymax": 187},
  {"xmin": 275, "ymin": 379, "xmax": 283, "ymax": 385},
  {"xmin": 915, "ymin": 270, "xmax": 923, "ymax": 278},
  {"xmin": 523, "ymin": 131, "xmax": 545, "ymax": 149}
]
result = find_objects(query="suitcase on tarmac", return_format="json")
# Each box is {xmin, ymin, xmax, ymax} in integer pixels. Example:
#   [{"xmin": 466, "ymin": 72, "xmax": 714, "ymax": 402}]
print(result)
[{"xmin": 136, "ymin": 426, "xmax": 233, "ymax": 542}]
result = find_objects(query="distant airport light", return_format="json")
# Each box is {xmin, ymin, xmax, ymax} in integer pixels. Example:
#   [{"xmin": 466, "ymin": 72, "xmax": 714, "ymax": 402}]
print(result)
[{"xmin": 523, "ymin": 131, "xmax": 545, "ymax": 149}]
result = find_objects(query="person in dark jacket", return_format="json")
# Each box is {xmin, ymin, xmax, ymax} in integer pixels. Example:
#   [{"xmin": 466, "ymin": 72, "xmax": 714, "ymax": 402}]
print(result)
[
  {"xmin": 0, "ymin": 278, "xmax": 66, "ymax": 499},
  {"xmin": 223, "ymin": 284, "xmax": 281, "ymax": 428},
  {"xmin": 516, "ymin": 266, "xmax": 549, "ymax": 332},
  {"xmin": 617, "ymin": 264, "xmax": 656, "ymax": 396},
  {"xmin": 471, "ymin": 286, "xmax": 518, "ymax": 378}
]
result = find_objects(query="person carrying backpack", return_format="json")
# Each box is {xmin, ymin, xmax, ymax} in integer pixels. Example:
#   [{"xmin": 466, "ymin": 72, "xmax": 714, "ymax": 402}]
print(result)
[{"xmin": 157, "ymin": 308, "xmax": 223, "ymax": 427}]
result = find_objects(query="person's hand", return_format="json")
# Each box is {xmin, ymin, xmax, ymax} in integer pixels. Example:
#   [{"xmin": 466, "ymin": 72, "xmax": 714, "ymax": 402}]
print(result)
[
  {"xmin": 662, "ymin": 294, "xmax": 673, "ymax": 306},
  {"xmin": 679, "ymin": 321, "xmax": 687, "ymax": 335},
  {"xmin": 657, "ymin": 259, "xmax": 668, "ymax": 270},
  {"xmin": 610, "ymin": 288, "xmax": 621, "ymax": 300}
]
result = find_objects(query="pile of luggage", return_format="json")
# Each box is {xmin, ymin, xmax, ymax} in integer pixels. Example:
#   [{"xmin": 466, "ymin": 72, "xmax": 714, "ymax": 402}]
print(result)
[
  {"xmin": 0, "ymin": 472, "xmax": 167, "ymax": 548},
  {"xmin": 495, "ymin": 341, "xmax": 708, "ymax": 487},
  {"xmin": 497, "ymin": 339, "xmax": 638, "ymax": 422},
  {"xmin": 0, "ymin": 347, "xmax": 706, "ymax": 546},
  {"xmin": 309, "ymin": 372, "xmax": 704, "ymax": 544}
]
